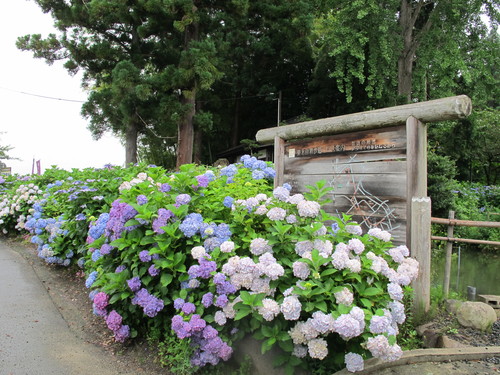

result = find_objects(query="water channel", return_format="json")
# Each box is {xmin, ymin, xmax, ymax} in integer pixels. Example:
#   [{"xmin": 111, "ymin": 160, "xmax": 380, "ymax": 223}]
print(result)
[{"xmin": 431, "ymin": 246, "xmax": 500, "ymax": 297}]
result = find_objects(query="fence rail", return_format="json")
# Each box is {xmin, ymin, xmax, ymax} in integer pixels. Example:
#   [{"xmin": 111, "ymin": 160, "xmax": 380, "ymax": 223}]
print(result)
[{"xmin": 431, "ymin": 211, "xmax": 500, "ymax": 298}]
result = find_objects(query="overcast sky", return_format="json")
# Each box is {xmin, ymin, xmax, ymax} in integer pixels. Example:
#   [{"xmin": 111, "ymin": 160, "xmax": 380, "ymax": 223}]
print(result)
[{"xmin": 0, "ymin": 0, "xmax": 125, "ymax": 175}]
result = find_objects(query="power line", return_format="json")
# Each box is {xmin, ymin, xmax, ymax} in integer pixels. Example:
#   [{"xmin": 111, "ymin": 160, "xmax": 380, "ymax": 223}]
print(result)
[
  {"xmin": 0, "ymin": 85, "xmax": 279, "ymax": 104},
  {"xmin": 0, "ymin": 86, "xmax": 85, "ymax": 103}
]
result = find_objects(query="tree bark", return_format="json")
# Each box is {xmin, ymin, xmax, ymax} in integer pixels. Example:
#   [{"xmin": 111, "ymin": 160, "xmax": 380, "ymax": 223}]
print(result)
[
  {"xmin": 125, "ymin": 117, "xmax": 138, "ymax": 166},
  {"xmin": 398, "ymin": 0, "xmax": 415, "ymax": 102},
  {"xmin": 398, "ymin": 0, "xmax": 434, "ymax": 102},
  {"xmin": 176, "ymin": 92, "xmax": 196, "ymax": 168},
  {"xmin": 176, "ymin": 14, "xmax": 199, "ymax": 169}
]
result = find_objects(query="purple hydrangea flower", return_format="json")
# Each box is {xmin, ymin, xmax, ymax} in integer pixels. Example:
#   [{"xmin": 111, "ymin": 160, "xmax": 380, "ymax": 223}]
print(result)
[
  {"xmin": 182, "ymin": 302, "xmax": 196, "ymax": 315},
  {"xmin": 159, "ymin": 183, "xmax": 171, "ymax": 193},
  {"xmin": 127, "ymin": 276, "xmax": 141, "ymax": 292},
  {"xmin": 106, "ymin": 310, "xmax": 123, "ymax": 331},
  {"xmin": 174, "ymin": 298, "xmax": 185, "ymax": 310},
  {"xmin": 114, "ymin": 325, "xmax": 130, "ymax": 343},
  {"xmin": 93, "ymin": 292, "xmax": 109, "ymax": 311},
  {"xmin": 137, "ymin": 194, "xmax": 148, "ymax": 205},
  {"xmin": 196, "ymin": 174, "xmax": 210, "ymax": 188},
  {"xmin": 148, "ymin": 264, "xmax": 160, "ymax": 277},
  {"xmin": 139, "ymin": 250, "xmax": 152, "ymax": 262},
  {"xmin": 152, "ymin": 208, "xmax": 174, "ymax": 234},
  {"xmin": 202, "ymin": 292, "xmax": 214, "ymax": 308}
]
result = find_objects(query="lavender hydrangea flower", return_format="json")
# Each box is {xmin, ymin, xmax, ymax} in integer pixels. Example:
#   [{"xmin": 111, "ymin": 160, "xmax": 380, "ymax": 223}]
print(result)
[
  {"xmin": 297, "ymin": 200, "xmax": 320, "ymax": 218},
  {"xmin": 333, "ymin": 313, "xmax": 363, "ymax": 340},
  {"xmin": 258, "ymin": 298, "xmax": 280, "ymax": 321},
  {"xmin": 182, "ymin": 302, "xmax": 196, "ymax": 315},
  {"xmin": 387, "ymin": 283, "xmax": 404, "ymax": 301},
  {"xmin": 214, "ymin": 310, "xmax": 227, "ymax": 325},
  {"xmin": 369, "ymin": 312, "xmax": 392, "ymax": 334},
  {"xmin": 273, "ymin": 186, "xmax": 290, "ymax": 201},
  {"xmin": 139, "ymin": 250, "xmax": 152, "ymax": 262},
  {"xmin": 366, "ymin": 335, "xmax": 402, "ymax": 362},
  {"xmin": 114, "ymin": 324, "xmax": 130, "ymax": 343},
  {"xmin": 250, "ymin": 237, "xmax": 272, "ymax": 255},
  {"xmin": 136, "ymin": 194, "xmax": 148, "ymax": 205},
  {"xmin": 127, "ymin": 276, "xmax": 141, "ymax": 292},
  {"xmin": 176, "ymin": 194, "xmax": 191, "ymax": 206},
  {"xmin": 159, "ymin": 183, "xmax": 171, "ymax": 192},
  {"xmin": 347, "ymin": 238, "xmax": 365, "ymax": 255},
  {"xmin": 292, "ymin": 261, "xmax": 310, "ymax": 280},
  {"xmin": 367, "ymin": 227, "xmax": 391, "ymax": 241},
  {"xmin": 345, "ymin": 224, "xmax": 363, "ymax": 236},
  {"xmin": 148, "ymin": 264, "xmax": 160, "ymax": 277},
  {"xmin": 196, "ymin": 174, "xmax": 210, "ymax": 188},
  {"xmin": 201, "ymin": 293, "xmax": 214, "ymax": 308},
  {"xmin": 345, "ymin": 352, "xmax": 364, "ymax": 372},
  {"xmin": 220, "ymin": 240, "xmax": 235, "ymax": 253},
  {"xmin": 215, "ymin": 294, "xmax": 229, "ymax": 308},
  {"xmin": 334, "ymin": 287, "xmax": 354, "ymax": 306},
  {"xmin": 267, "ymin": 207, "xmax": 286, "ymax": 221},
  {"xmin": 281, "ymin": 296, "xmax": 302, "ymax": 320},
  {"xmin": 115, "ymin": 265, "xmax": 126, "ymax": 273},
  {"xmin": 174, "ymin": 298, "xmax": 185, "ymax": 310},
  {"xmin": 152, "ymin": 208, "xmax": 174, "ymax": 234}
]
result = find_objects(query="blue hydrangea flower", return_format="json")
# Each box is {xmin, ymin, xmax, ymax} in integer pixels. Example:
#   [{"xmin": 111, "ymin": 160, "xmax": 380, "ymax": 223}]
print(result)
[
  {"xmin": 85, "ymin": 271, "xmax": 98, "ymax": 288},
  {"xmin": 223, "ymin": 196, "xmax": 234, "ymax": 208}
]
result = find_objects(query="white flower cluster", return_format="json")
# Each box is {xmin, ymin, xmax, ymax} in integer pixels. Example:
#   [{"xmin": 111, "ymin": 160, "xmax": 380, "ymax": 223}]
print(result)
[
  {"xmin": 118, "ymin": 172, "xmax": 155, "ymax": 191},
  {"xmin": 0, "ymin": 183, "xmax": 43, "ymax": 233}
]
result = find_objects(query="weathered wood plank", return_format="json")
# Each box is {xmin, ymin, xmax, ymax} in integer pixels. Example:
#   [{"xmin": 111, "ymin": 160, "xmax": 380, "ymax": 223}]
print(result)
[
  {"xmin": 284, "ymin": 125, "xmax": 407, "ymax": 157},
  {"xmin": 406, "ymin": 116, "xmax": 428, "ymax": 244},
  {"xmin": 256, "ymin": 95, "xmax": 471, "ymax": 143},
  {"xmin": 274, "ymin": 136, "xmax": 285, "ymax": 188},
  {"xmin": 285, "ymin": 174, "xmax": 407, "ymax": 197},
  {"xmin": 285, "ymin": 158, "xmax": 407, "ymax": 176}
]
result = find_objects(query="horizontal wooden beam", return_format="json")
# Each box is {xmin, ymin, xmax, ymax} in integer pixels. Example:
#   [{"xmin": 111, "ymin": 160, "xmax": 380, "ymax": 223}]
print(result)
[
  {"xmin": 431, "ymin": 236, "xmax": 500, "ymax": 247},
  {"xmin": 256, "ymin": 95, "xmax": 471, "ymax": 143},
  {"xmin": 431, "ymin": 217, "xmax": 500, "ymax": 228}
]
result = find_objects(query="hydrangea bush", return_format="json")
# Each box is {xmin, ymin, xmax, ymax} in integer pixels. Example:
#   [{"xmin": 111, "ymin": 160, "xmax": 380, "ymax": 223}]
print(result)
[{"xmin": 0, "ymin": 156, "xmax": 419, "ymax": 374}]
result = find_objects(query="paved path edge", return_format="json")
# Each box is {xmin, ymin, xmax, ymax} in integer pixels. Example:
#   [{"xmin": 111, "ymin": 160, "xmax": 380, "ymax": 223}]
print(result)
[{"xmin": 333, "ymin": 346, "xmax": 500, "ymax": 374}]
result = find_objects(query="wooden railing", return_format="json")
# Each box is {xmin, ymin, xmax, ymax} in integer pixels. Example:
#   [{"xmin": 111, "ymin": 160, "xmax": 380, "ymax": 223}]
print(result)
[{"xmin": 431, "ymin": 210, "xmax": 500, "ymax": 297}]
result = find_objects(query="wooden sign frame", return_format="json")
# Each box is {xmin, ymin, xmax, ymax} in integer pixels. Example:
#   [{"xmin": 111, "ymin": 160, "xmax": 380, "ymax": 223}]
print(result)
[{"xmin": 257, "ymin": 96, "xmax": 471, "ymax": 247}]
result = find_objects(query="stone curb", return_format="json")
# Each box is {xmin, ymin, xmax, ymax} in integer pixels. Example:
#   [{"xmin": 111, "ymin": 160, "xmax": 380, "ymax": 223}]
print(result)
[{"xmin": 332, "ymin": 346, "xmax": 500, "ymax": 374}]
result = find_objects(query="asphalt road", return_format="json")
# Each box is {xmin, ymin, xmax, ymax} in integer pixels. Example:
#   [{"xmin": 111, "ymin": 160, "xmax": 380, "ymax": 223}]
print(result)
[{"xmin": 0, "ymin": 239, "xmax": 143, "ymax": 375}]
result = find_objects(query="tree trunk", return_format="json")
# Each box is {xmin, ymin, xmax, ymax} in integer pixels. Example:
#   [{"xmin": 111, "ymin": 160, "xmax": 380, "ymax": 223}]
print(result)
[
  {"xmin": 176, "ymin": 13, "xmax": 198, "ymax": 169},
  {"xmin": 125, "ymin": 117, "xmax": 138, "ymax": 166},
  {"xmin": 398, "ymin": 0, "xmax": 414, "ymax": 102},
  {"xmin": 398, "ymin": 0, "xmax": 434, "ymax": 103},
  {"xmin": 176, "ymin": 92, "xmax": 196, "ymax": 168}
]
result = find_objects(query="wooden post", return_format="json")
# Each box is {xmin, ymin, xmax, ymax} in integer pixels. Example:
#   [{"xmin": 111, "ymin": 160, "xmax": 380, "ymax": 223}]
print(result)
[
  {"xmin": 406, "ymin": 116, "xmax": 427, "ymax": 247},
  {"xmin": 412, "ymin": 197, "xmax": 432, "ymax": 317},
  {"xmin": 443, "ymin": 210, "xmax": 455, "ymax": 298},
  {"xmin": 273, "ymin": 136, "xmax": 285, "ymax": 188}
]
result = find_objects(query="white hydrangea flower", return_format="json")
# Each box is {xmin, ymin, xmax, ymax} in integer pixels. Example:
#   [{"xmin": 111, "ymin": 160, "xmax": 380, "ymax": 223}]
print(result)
[{"xmin": 307, "ymin": 338, "xmax": 328, "ymax": 360}]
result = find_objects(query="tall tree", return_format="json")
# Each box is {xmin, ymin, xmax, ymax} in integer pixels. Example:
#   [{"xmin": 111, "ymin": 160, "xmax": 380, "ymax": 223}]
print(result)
[
  {"xmin": 17, "ymin": 0, "xmax": 220, "ymax": 168},
  {"xmin": 311, "ymin": 0, "xmax": 499, "ymax": 106}
]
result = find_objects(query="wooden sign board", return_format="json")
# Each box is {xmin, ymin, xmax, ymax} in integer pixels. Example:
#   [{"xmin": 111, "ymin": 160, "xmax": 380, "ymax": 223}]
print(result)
[{"xmin": 283, "ymin": 125, "xmax": 408, "ymax": 243}]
